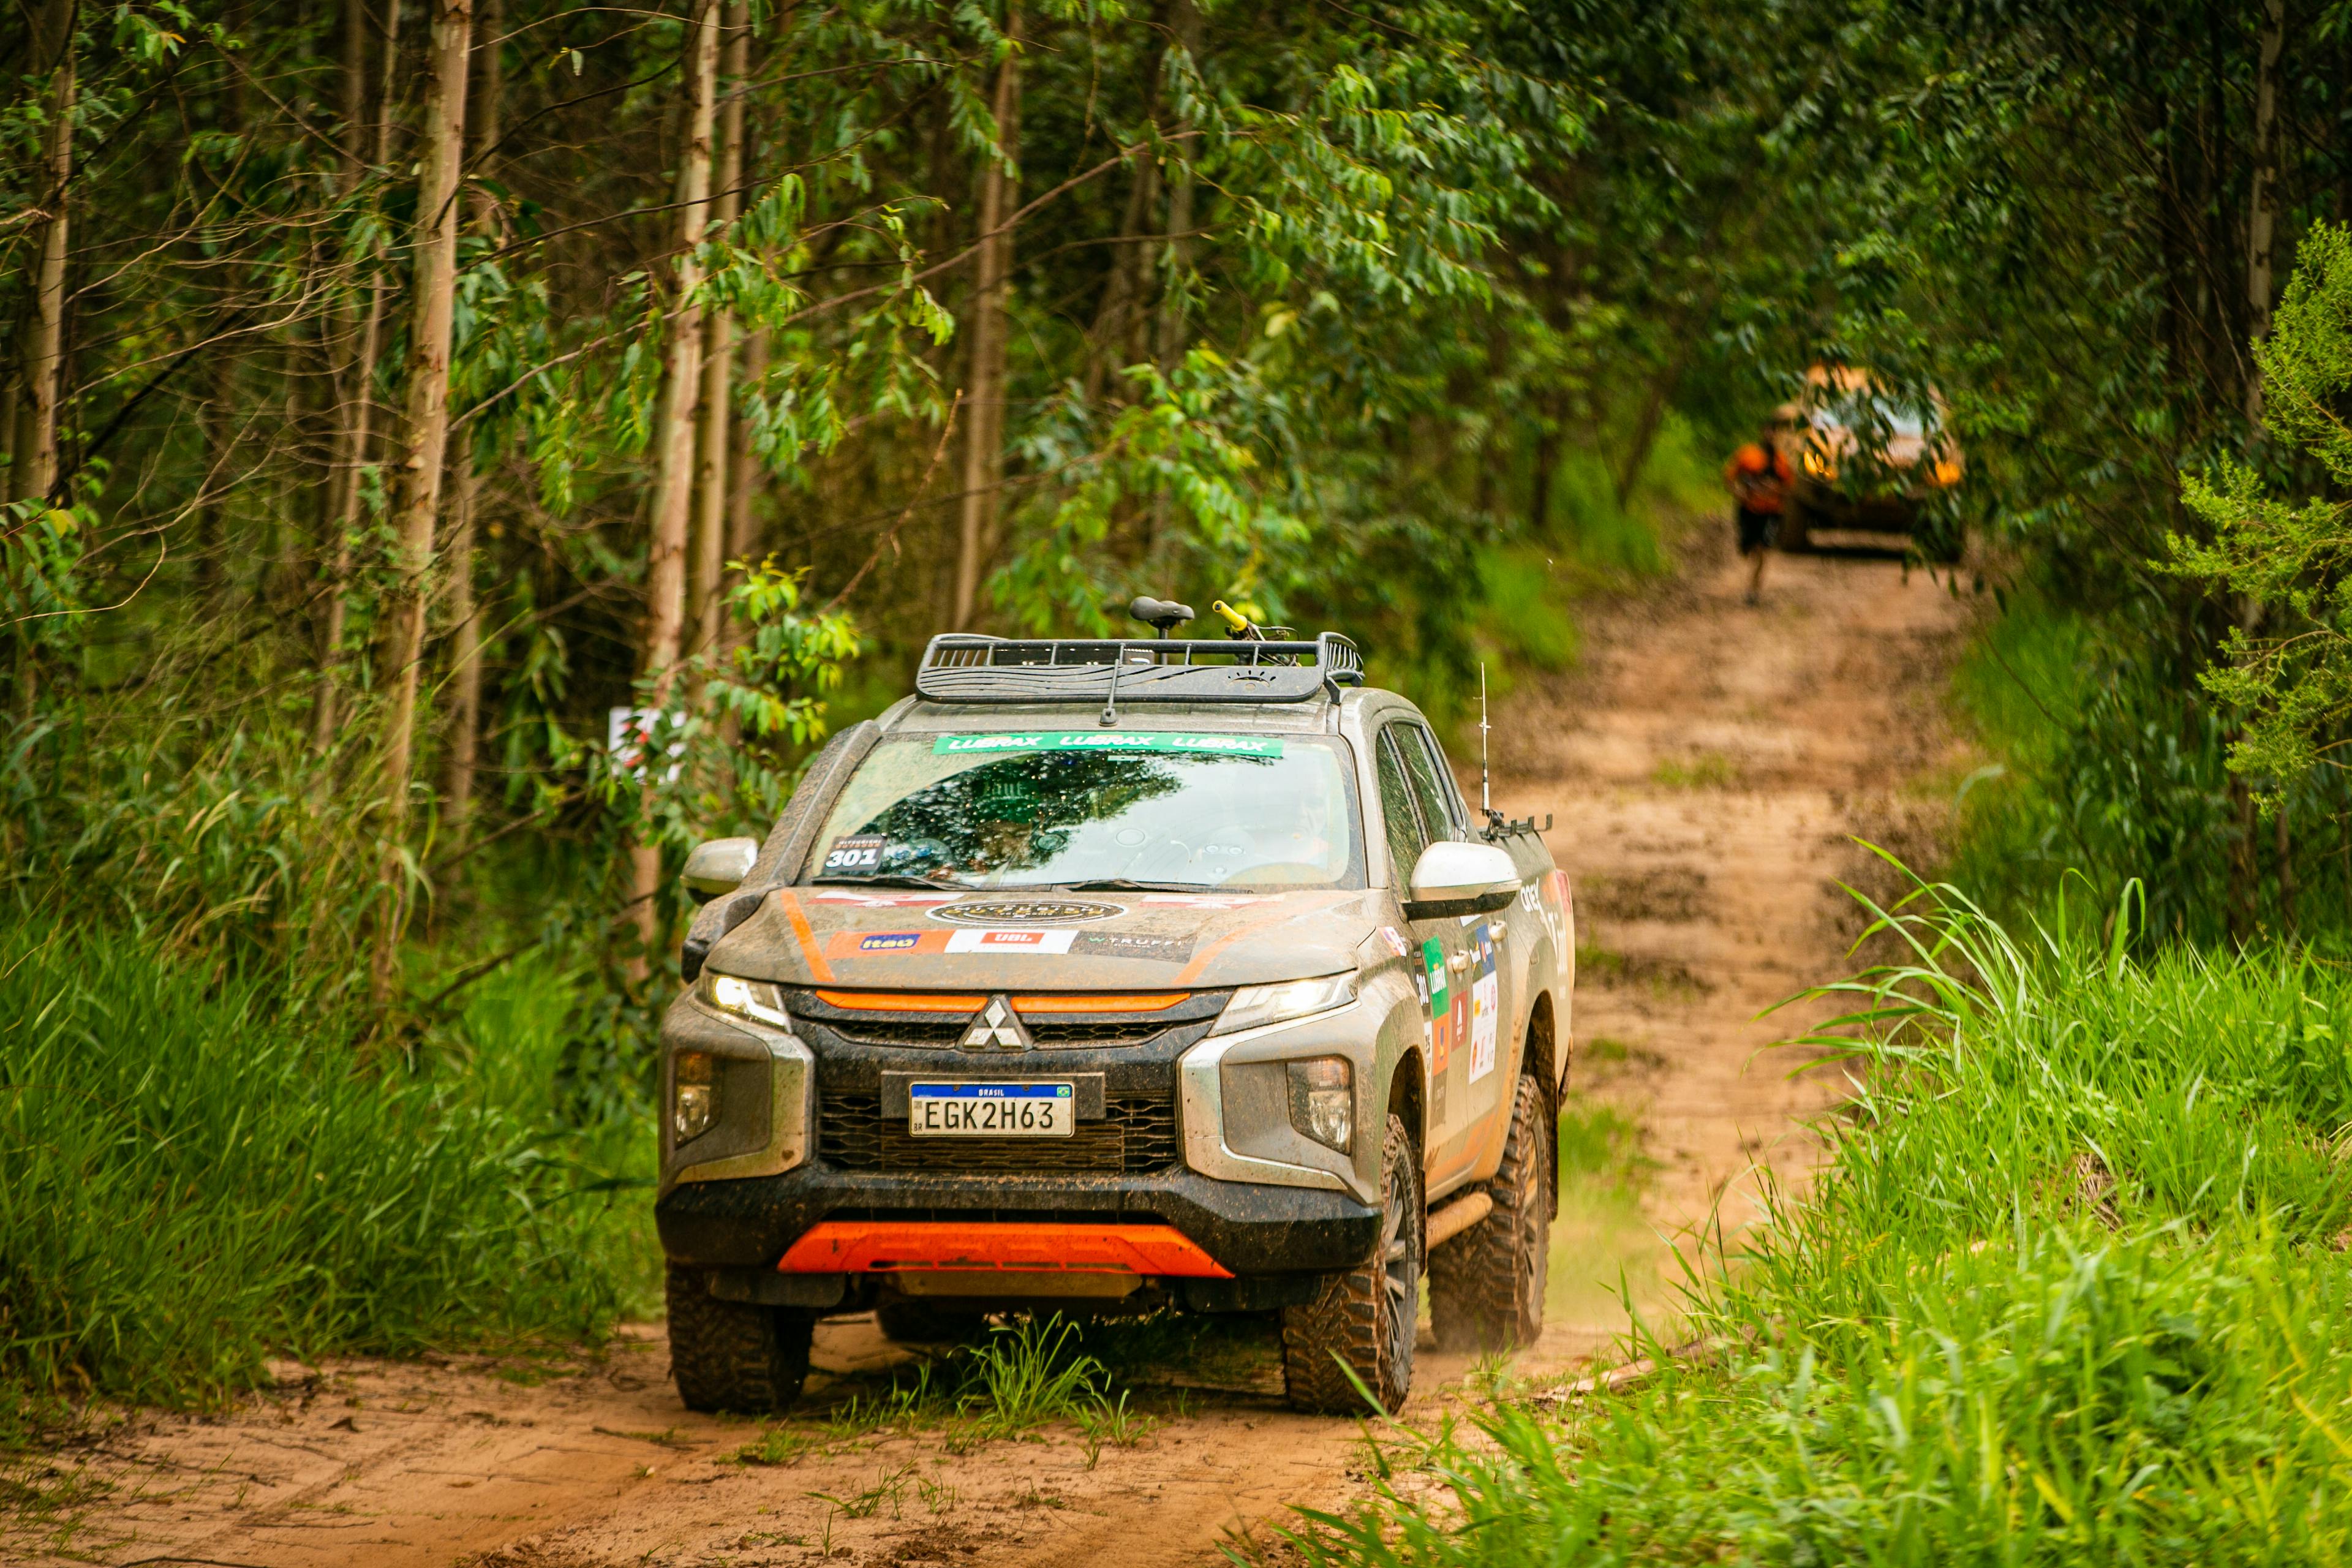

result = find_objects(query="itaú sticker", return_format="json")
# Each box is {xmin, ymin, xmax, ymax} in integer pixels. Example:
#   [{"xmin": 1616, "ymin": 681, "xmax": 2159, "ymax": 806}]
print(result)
[
  {"xmin": 930, "ymin": 900, "xmax": 1125, "ymax": 926},
  {"xmin": 825, "ymin": 929, "xmax": 952, "ymax": 957},
  {"xmin": 944, "ymin": 928, "xmax": 1077, "ymax": 954}
]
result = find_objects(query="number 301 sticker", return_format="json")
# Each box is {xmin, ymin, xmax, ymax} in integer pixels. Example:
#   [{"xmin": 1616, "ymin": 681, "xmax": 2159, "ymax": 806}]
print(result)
[{"xmin": 821, "ymin": 834, "xmax": 886, "ymax": 873}]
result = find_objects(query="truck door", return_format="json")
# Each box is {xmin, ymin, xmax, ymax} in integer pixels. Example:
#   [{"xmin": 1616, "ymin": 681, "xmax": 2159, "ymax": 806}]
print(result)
[
  {"xmin": 1374, "ymin": 723, "xmax": 1476, "ymax": 1170},
  {"xmin": 1392, "ymin": 722, "xmax": 1517, "ymax": 1150}
]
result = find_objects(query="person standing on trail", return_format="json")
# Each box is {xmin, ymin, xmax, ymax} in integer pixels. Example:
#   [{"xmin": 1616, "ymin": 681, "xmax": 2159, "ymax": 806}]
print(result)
[{"xmin": 1724, "ymin": 419, "xmax": 1795, "ymax": 606}]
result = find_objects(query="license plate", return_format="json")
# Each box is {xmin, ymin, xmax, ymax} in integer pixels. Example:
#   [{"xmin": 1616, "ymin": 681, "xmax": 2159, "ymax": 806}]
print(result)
[{"xmin": 908, "ymin": 1081, "xmax": 1076, "ymax": 1138}]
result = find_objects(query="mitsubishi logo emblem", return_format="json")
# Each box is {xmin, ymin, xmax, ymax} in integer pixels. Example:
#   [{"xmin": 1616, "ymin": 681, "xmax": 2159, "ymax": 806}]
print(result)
[{"xmin": 960, "ymin": 994, "xmax": 1031, "ymax": 1051}]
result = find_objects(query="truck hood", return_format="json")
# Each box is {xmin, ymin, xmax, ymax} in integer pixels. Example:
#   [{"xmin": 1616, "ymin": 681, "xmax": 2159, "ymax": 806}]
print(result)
[{"xmin": 707, "ymin": 885, "xmax": 1385, "ymax": 992}]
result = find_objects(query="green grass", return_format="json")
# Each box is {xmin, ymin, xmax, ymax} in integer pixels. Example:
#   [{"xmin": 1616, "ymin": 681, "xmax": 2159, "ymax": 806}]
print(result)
[
  {"xmin": 1650, "ymin": 751, "xmax": 1741, "ymax": 790},
  {"xmin": 1289, "ymin": 872, "xmax": 2352, "ymax": 1565},
  {"xmin": 0, "ymin": 914, "xmax": 648, "ymax": 1439}
]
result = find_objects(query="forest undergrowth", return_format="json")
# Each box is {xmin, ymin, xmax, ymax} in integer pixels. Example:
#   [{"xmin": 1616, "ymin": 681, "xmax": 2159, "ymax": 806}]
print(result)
[
  {"xmin": 1289, "ymin": 873, "xmax": 2352, "ymax": 1565},
  {"xmin": 0, "ymin": 915, "xmax": 652, "ymax": 1442}
]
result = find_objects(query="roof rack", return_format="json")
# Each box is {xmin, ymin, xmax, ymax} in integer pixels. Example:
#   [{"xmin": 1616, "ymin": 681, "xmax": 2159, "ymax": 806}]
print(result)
[{"xmin": 915, "ymin": 631, "xmax": 1365, "ymax": 706}]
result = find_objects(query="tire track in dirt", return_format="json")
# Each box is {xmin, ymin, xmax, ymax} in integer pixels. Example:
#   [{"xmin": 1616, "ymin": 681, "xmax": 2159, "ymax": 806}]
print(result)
[{"xmin": 13, "ymin": 538, "xmax": 1970, "ymax": 1568}]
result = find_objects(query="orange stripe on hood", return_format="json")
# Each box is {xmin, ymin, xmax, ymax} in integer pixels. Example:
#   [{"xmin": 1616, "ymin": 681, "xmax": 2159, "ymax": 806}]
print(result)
[{"xmin": 771, "ymin": 889, "xmax": 835, "ymax": 983}]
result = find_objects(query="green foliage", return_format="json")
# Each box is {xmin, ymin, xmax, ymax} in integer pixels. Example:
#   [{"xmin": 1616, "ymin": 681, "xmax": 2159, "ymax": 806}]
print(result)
[
  {"xmin": 2174, "ymin": 221, "xmax": 2352, "ymax": 800},
  {"xmin": 1946, "ymin": 587, "xmax": 2352, "ymax": 947},
  {"xmin": 1284, "ymin": 873, "xmax": 2352, "ymax": 1566},
  {"xmin": 0, "ymin": 914, "xmax": 644, "ymax": 1438}
]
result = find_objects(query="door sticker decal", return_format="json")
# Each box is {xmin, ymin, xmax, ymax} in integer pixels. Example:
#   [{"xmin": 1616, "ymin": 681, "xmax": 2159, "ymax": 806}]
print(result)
[{"xmin": 1466, "ymin": 922, "xmax": 1500, "ymax": 1083}]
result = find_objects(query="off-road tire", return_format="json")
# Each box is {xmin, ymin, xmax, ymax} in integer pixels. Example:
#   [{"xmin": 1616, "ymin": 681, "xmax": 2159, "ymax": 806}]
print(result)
[
  {"xmin": 1428, "ymin": 1074, "xmax": 1551, "ymax": 1353},
  {"xmin": 873, "ymin": 1298, "xmax": 993, "ymax": 1346},
  {"xmin": 1281, "ymin": 1112, "xmax": 1421, "ymax": 1414},
  {"xmin": 665, "ymin": 1264, "xmax": 815, "ymax": 1413}
]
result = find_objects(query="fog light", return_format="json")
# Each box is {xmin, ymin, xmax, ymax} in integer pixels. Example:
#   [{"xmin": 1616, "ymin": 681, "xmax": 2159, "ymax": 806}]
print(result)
[
  {"xmin": 1287, "ymin": 1057, "xmax": 1352, "ymax": 1153},
  {"xmin": 674, "ymin": 1051, "xmax": 716, "ymax": 1142}
]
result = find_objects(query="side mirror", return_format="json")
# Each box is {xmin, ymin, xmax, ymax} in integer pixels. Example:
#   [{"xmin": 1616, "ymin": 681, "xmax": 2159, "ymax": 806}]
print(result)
[
  {"xmin": 1402, "ymin": 841, "xmax": 1520, "ymax": 922},
  {"xmin": 682, "ymin": 837, "xmax": 760, "ymax": 905}
]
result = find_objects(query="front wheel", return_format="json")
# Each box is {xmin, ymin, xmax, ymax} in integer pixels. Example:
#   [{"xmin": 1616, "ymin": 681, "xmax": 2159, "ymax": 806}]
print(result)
[
  {"xmin": 1428, "ymin": 1074, "xmax": 1551, "ymax": 1352},
  {"xmin": 1281, "ymin": 1112, "xmax": 1421, "ymax": 1414},
  {"xmin": 666, "ymin": 1264, "xmax": 815, "ymax": 1413}
]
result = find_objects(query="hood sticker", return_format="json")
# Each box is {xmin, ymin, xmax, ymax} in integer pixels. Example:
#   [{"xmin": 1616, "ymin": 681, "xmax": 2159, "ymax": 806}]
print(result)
[
  {"xmin": 946, "ymin": 928, "xmax": 1077, "ymax": 954},
  {"xmin": 933, "ymin": 731, "xmax": 1284, "ymax": 759},
  {"xmin": 1378, "ymin": 925, "xmax": 1410, "ymax": 959},
  {"xmin": 930, "ymin": 899, "xmax": 1126, "ymax": 926},
  {"xmin": 824, "ymin": 926, "xmax": 1079, "ymax": 956},
  {"xmin": 827, "ymin": 929, "xmax": 951, "ymax": 957},
  {"xmin": 1072, "ymin": 930, "xmax": 1195, "ymax": 963},
  {"xmin": 1142, "ymin": 892, "xmax": 1256, "ymax": 908}
]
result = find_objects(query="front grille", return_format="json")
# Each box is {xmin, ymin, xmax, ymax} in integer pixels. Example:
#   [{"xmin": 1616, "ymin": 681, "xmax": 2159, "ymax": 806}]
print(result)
[
  {"xmin": 820, "ymin": 1091, "xmax": 1181, "ymax": 1174},
  {"xmin": 830, "ymin": 1019, "xmax": 968, "ymax": 1049},
  {"xmin": 827, "ymin": 1017, "xmax": 1167, "ymax": 1051}
]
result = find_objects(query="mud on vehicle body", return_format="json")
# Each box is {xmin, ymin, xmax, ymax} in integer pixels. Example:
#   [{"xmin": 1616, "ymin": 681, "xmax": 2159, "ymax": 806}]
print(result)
[{"xmin": 654, "ymin": 624, "xmax": 1575, "ymax": 1414}]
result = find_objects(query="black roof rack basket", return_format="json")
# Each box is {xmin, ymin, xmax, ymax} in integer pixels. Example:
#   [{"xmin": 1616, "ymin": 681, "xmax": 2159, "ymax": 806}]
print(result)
[{"xmin": 914, "ymin": 631, "xmax": 1365, "ymax": 705}]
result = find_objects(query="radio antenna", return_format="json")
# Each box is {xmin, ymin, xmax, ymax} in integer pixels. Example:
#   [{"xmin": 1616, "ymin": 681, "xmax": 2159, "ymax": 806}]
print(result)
[{"xmin": 1479, "ymin": 662, "xmax": 1493, "ymax": 820}]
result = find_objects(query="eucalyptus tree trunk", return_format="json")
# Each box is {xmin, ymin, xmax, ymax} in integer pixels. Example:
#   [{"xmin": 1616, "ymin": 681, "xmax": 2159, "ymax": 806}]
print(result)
[
  {"xmin": 370, "ymin": 0, "xmax": 475, "ymax": 1002},
  {"xmin": 312, "ymin": 0, "xmax": 403, "ymax": 757},
  {"xmin": 1152, "ymin": 0, "xmax": 1202, "ymax": 375},
  {"xmin": 688, "ymin": 1, "xmax": 749, "ymax": 663},
  {"xmin": 627, "ymin": 0, "xmax": 722, "ymax": 969},
  {"xmin": 2244, "ymin": 0, "xmax": 2285, "ymax": 426},
  {"xmin": 1082, "ymin": 21, "xmax": 1164, "ymax": 407},
  {"xmin": 12, "ymin": 0, "xmax": 75, "ymax": 507},
  {"xmin": 441, "ymin": 0, "xmax": 504, "ymax": 839},
  {"xmin": 950, "ymin": 3, "xmax": 1022, "ymax": 629}
]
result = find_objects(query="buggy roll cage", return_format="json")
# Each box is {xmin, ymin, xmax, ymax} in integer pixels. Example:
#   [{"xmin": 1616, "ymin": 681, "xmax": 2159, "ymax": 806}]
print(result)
[{"xmin": 914, "ymin": 631, "xmax": 1365, "ymax": 707}]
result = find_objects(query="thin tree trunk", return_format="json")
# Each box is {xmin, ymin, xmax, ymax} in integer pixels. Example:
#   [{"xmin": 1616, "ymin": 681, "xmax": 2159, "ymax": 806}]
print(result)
[
  {"xmin": 2277, "ymin": 796, "xmax": 2296, "ymax": 938},
  {"xmin": 1082, "ymin": 21, "xmax": 1166, "ymax": 407},
  {"xmin": 440, "ymin": 0, "xmax": 502, "ymax": 839},
  {"xmin": 626, "ymin": 0, "xmax": 722, "ymax": 970},
  {"xmin": 2245, "ymin": 0, "xmax": 2285, "ymax": 428},
  {"xmin": 13, "ymin": 0, "xmax": 75, "ymax": 506},
  {"xmin": 949, "ymin": 2, "xmax": 1022, "ymax": 629},
  {"xmin": 441, "ymin": 459, "xmax": 484, "ymax": 837},
  {"xmin": 369, "ymin": 0, "xmax": 475, "ymax": 1002},
  {"xmin": 1529, "ymin": 398, "xmax": 1561, "ymax": 535},
  {"xmin": 1152, "ymin": 0, "xmax": 1202, "ymax": 375},
  {"xmin": 716, "ymin": 322, "xmax": 768, "ymax": 755},
  {"xmin": 688, "ymin": 1, "xmax": 748, "ymax": 662},
  {"xmin": 312, "ymin": 0, "xmax": 402, "ymax": 756}
]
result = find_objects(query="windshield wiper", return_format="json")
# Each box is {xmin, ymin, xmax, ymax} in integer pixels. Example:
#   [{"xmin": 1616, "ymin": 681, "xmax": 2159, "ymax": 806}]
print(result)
[
  {"xmin": 1055, "ymin": 878, "xmax": 1221, "ymax": 894},
  {"xmin": 810, "ymin": 873, "xmax": 968, "ymax": 889}
]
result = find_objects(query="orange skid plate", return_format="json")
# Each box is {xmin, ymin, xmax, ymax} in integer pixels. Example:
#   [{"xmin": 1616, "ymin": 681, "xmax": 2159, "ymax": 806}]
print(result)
[{"xmin": 777, "ymin": 1221, "xmax": 1232, "ymax": 1279}]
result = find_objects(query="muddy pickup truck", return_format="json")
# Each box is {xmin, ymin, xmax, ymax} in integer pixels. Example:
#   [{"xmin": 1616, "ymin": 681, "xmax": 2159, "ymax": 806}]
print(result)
[{"xmin": 655, "ymin": 623, "xmax": 1574, "ymax": 1414}]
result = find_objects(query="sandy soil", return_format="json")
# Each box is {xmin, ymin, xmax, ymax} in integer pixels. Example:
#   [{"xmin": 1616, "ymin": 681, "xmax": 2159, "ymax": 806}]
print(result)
[{"xmin": 10, "ymin": 537, "xmax": 1971, "ymax": 1568}]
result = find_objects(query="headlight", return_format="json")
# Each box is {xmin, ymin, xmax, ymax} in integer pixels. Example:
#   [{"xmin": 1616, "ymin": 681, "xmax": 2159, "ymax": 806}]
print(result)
[
  {"xmin": 698, "ymin": 970, "xmax": 791, "ymax": 1028},
  {"xmin": 1212, "ymin": 973, "xmax": 1356, "ymax": 1036},
  {"xmin": 673, "ymin": 1050, "xmax": 716, "ymax": 1142},
  {"xmin": 1287, "ymin": 1057, "xmax": 1352, "ymax": 1152}
]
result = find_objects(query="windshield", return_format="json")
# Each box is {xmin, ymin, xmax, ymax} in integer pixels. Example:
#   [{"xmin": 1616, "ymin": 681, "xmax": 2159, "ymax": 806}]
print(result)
[
  {"xmin": 1812, "ymin": 394, "xmax": 1928, "ymax": 439},
  {"xmin": 801, "ymin": 731, "xmax": 1363, "ymax": 890}
]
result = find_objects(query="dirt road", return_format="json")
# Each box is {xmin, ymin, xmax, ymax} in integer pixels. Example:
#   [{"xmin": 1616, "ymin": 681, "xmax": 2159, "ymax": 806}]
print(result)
[{"xmin": 15, "ymin": 540, "xmax": 1969, "ymax": 1568}]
